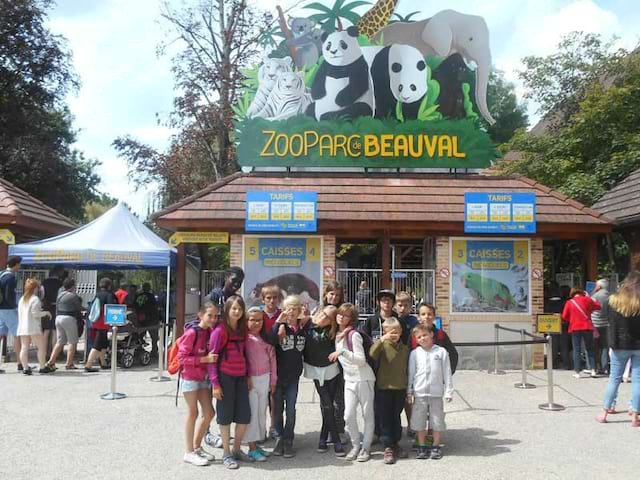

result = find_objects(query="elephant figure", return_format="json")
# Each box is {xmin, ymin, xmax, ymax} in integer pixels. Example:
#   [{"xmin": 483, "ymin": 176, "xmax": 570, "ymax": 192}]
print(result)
[{"xmin": 373, "ymin": 9, "xmax": 496, "ymax": 125}]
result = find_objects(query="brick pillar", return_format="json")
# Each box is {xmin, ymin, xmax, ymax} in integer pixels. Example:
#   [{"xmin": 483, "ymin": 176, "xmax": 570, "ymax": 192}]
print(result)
[
  {"xmin": 323, "ymin": 235, "xmax": 336, "ymax": 291},
  {"xmin": 229, "ymin": 234, "xmax": 243, "ymax": 268},
  {"xmin": 175, "ymin": 243, "xmax": 186, "ymax": 337},
  {"xmin": 435, "ymin": 236, "xmax": 450, "ymax": 332},
  {"xmin": 531, "ymin": 238, "xmax": 545, "ymax": 368}
]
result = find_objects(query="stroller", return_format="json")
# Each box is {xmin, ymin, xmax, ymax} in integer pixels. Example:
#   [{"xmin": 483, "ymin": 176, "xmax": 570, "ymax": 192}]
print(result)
[{"xmin": 106, "ymin": 310, "xmax": 154, "ymax": 368}]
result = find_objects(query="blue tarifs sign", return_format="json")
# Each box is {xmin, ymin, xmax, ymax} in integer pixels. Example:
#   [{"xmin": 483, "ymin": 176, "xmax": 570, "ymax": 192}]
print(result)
[
  {"xmin": 464, "ymin": 192, "xmax": 536, "ymax": 234},
  {"xmin": 246, "ymin": 191, "xmax": 317, "ymax": 232},
  {"xmin": 104, "ymin": 304, "xmax": 127, "ymax": 326}
]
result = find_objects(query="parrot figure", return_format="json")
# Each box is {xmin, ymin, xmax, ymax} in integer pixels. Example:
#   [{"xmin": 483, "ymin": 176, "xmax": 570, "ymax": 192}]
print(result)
[{"xmin": 460, "ymin": 272, "xmax": 516, "ymax": 310}]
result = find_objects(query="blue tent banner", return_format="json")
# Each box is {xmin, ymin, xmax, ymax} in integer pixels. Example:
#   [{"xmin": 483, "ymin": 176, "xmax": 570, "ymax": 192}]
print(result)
[
  {"xmin": 9, "ymin": 203, "xmax": 175, "ymax": 268},
  {"xmin": 245, "ymin": 191, "xmax": 317, "ymax": 232},
  {"xmin": 464, "ymin": 192, "xmax": 536, "ymax": 234}
]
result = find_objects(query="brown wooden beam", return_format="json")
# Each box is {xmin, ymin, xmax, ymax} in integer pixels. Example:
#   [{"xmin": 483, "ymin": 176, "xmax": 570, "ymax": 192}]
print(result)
[
  {"xmin": 583, "ymin": 236, "xmax": 599, "ymax": 282},
  {"xmin": 175, "ymin": 243, "xmax": 186, "ymax": 337},
  {"xmin": 381, "ymin": 231, "xmax": 391, "ymax": 289},
  {"xmin": 0, "ymin": 241, "xmax": 7, "ymax": 270}
]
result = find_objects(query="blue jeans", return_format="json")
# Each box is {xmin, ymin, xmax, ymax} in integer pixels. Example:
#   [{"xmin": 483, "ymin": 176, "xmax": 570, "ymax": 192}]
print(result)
[
  {"xmin": 571, "ymin": 330, "xmax": 595, "ymax": 373},
  {"xmin": 274, "ymin": 381, "xmax": 299, "ymax": 441},
  {"xmin": 603, "ymin": 350, "xmax": 640, "ymax": 412}
]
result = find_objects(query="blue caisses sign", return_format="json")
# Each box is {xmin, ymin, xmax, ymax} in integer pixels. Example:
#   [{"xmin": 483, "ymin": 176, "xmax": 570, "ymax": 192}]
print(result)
[
  {"xmin": 464, "ymin": 192, "xmax": 536, "ymax": 234},
  {"xmin": 246, "ymin": 191, "xmax": 317, "ymax": 232},
  {"xmin": 104, "ymin": 304, "xmax": 127, "ymax": 326}
]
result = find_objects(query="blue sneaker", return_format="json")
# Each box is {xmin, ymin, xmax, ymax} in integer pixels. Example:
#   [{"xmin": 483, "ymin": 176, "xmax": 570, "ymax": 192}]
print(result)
[
  {"xmin": 256, "ymin": 446, "xmax": 271, "ymax": 457},
  {"xmin": 248, "ymin": 449, "xmax": 267, "ymax": 462}
]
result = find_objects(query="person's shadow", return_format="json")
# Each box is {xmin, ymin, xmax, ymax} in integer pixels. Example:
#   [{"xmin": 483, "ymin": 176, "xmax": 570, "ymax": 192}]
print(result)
[{"xmin": 444, "ymin": 428, "xmax": 520, "ymax": 457}]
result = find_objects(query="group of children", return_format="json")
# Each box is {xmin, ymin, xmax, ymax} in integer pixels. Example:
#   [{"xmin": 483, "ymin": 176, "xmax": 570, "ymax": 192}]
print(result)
[{"xmin": 177, "ymin": 283, "xmax": 458, "ymax": 469}]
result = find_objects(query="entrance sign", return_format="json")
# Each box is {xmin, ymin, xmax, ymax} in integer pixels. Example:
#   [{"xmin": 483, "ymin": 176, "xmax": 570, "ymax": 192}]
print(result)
[
  {"xmin": 104, "ymin": 304, "xmax": 127, "ymax": 326},
  {"xmin": 243, "ymin": 236, "xmax": 322, "ymax": 311},
  {"xmin": 232, "ymin": 7, "xmax": 498, "ymax": 169},
  {"xmin": 464, "ymin": 193, "xmax": 536, "ymax": 234},
  {"xmin": 537, "ymin": 314, "xmax": 561, "ymax": 334},
  {"xmin": 450, "ymin": 238, "xmax": 530, "ymax": 314},
  {"xmin": 0, "ymin": 229, "xmax": 15, "ymax": 245},
  {"xmin": 246, "ymin": 191, "xmax": 317, "ymax": 232},
  {"xmin": 169, "ymin": 231, "xmax": 229, "ymax": 246}
]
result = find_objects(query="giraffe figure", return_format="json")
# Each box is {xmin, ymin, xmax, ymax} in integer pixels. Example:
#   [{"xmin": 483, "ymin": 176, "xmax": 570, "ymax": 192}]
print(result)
[{"xmin": 356, "ymin": 0, "xmax": 398, "ymax": 39}]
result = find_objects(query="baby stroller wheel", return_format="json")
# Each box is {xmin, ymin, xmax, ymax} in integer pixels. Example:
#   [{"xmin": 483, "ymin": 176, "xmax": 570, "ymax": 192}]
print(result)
[
  {"xmin": 139, "ymin": 350, "xmax": 151, "ymax": 366},
  {"xmin": 122, "ymin": 352, "xmax": 135, "ymax": 369}
]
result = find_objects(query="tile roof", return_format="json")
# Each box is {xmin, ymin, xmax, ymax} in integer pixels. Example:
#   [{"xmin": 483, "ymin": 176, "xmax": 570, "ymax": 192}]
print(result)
[
  {"xmin": 153, "ymin": 172, "xmax": 612, "ymax": 233},
  {"xmin": 592, "ymin": 167, "xmax": 640, "ymax": 226},
  {"xmin": 0, "ymin": 177, "xmax": 76, "ymax": 234}
]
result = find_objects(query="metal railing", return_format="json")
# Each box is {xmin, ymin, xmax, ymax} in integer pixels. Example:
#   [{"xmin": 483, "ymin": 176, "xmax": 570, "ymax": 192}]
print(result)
[
  {"xmin": 337, "ymin": 268, "xmax": 435, "ymax": 315},
  {"xmin": 201, "ymin": 270, "xmax": 225, "ymax": 300}
]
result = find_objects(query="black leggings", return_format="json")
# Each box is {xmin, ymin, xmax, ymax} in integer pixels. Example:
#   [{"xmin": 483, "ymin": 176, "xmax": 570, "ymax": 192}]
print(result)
[{"xmin": 314, "ymin": 375, "xmax": 343, "ymax": 443}]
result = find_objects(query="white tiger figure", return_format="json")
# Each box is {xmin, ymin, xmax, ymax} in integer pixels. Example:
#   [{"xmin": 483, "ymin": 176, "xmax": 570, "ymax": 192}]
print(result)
[
  {"xmin": 246, "ymin": 56, "xmax": 293, "ymax": 118},
  {"xmin": 255, "ymin": 71, "xmax": 310, "ymax": 121}
]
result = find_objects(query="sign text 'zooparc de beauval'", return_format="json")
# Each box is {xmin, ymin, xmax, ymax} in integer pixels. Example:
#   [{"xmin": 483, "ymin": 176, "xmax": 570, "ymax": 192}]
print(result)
[{"xmin": 234, "ymin": 5, "xmax": 498, "ymax": 169}]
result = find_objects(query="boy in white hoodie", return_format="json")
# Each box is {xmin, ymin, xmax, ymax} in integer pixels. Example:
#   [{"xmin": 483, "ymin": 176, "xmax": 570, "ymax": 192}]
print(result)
[{"xmin": 407, "ymin": 324, "xmax": 453, "ymax": 460}]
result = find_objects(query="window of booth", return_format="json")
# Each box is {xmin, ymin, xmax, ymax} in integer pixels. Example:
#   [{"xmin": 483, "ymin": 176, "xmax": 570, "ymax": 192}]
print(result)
[{"xmin": 450, "ymin": 237, "xmax": 531, "ymax": 314}]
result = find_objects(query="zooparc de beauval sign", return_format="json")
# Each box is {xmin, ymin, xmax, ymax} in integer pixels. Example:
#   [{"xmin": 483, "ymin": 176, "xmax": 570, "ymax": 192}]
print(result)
[{"xmin": 233, "ymin": 4, "xmax": 498, "ymax": 169}]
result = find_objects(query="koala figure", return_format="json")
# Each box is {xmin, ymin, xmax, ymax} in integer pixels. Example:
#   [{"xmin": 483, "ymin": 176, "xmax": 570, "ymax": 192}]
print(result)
[{"xmin": 286, "ymin": 17, "xmax": 323, "ymax": 69}]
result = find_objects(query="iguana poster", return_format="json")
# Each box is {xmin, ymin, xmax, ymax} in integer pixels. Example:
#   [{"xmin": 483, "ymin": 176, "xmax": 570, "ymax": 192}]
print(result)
[
  {"xmin": 233, "ymin": 2, "xmax": 498, "ymax": 169},
  {"xmin": 451, "ymin": 239, "xmax": 530, "ymax": 314}
]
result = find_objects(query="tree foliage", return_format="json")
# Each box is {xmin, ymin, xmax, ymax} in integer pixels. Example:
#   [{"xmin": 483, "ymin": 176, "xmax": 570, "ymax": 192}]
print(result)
[
  {"xmin": 482, "ymin": 71, "xmax": 528, "ymax": 145},
  {"xmin": 0, "ymin": 0, "xmax": 100, "ymax": 221},
  {"xmin": 500, "ymin": 35, "xmax": 639, "ymax": 207},
  {"xmin": 113, "ymin": 0, "xmax": 274, "ymax": 207},
  {"xmin": 519, "ymin": 31, "xmax": 627, "ymax": 126}
]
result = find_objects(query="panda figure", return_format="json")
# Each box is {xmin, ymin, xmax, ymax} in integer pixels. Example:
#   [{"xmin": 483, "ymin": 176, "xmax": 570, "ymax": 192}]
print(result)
[
  {"xmin": 306, "ymin": 26, "xmax": 374, "ymax": 121},
  {"xmin": 367, "ymin": 44, "xmax": 429, "ymax": 120}
]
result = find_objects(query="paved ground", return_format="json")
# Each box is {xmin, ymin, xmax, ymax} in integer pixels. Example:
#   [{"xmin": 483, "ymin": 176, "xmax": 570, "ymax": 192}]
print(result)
[{"xmin": 0, "ymin": 363, "xmax": 637, "ymax": 480}]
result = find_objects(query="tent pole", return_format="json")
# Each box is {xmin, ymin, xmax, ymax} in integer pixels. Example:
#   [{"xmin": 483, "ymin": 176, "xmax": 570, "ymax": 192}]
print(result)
[{"xmin": 151, "ymin": 265, "xmax": 171, "ymax": 382}]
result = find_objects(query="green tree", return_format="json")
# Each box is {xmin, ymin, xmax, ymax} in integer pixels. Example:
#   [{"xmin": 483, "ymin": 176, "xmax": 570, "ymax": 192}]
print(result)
[
  {"xmin": 389, "ymin": 11, "xmax": 421, "ymax": 24},
  {"xmin": 84, "ymin": 193, "xmax": 117, "ymax": 223},
  {"xmin": 518, "ymin": 31, "xmax": 627, "ymax": 127},
  {"xmin": 0, "ymin": 0, "xmax": 100, "ymax": 221},
  {"xmin": 483, "ymin": 71, "xmax": 529, "ymax": 145},
  {"xmin": 500, "ymin": 47, "xmax": 640, "ymax": 207},
  {"xmin": 114, "ymin": 0, "xmax": 274, "ymax": 207}
]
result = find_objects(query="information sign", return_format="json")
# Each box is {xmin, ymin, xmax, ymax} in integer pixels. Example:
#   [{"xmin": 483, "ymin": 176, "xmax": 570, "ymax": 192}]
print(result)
[
  {"xmin": 105, "ymin": 304, "xmax": 127, "ymax": 326},
  {"xmin": 464, "ymin": 193, "xmax": 536, "ymax": 234},
  {"xmin": 537, "ymin": 314, "xmax": 561, "ymax": 334},
  {"xmin": 246, "ymin": 191, "xmax": 317, "ymax": 232}
]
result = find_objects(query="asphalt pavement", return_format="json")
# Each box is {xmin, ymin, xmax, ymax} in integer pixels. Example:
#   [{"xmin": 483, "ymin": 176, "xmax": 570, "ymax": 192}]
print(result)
[{"xmin": 0, "ymin": 364, "xmax": 636, "ymax": 480}]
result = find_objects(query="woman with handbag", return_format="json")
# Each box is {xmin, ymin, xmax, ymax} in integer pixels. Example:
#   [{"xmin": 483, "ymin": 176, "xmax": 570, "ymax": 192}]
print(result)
[
  {"xmin": 562, "ymin": 288, "xmax": 601, "ymax": 378},
  {"xmin": 45, "ymin": 278, "xmax": 83, "ymax": 370}
]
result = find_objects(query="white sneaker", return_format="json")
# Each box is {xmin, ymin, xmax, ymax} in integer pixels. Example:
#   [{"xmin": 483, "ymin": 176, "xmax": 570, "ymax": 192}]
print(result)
[
  {"xmin": 590, "ymin": 370, "xmax": 598, "ymax": 378},
  {"xmin": 345, "ymin": 446, "xmax": 360, "ymax": 461},
  {"xmin": 357, "ymin": 448, "xmax": 371, "ymax": 462},
  {"xmin": 183, "ymin": 451, "xmax": 209, "ymax": 466},
  {"xmin": 195, "ymin": 447, "xmax": 215, "ymax": 462},
  {"xmin": 573, "ymin": 372, "xmax": 582, "ymax": 379}
]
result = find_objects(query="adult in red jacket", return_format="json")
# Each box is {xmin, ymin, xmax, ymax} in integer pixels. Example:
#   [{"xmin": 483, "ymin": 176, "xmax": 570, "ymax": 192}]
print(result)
[{"xmin": 562, "ymin": 288, "xmax": 601, "ymax": 378}]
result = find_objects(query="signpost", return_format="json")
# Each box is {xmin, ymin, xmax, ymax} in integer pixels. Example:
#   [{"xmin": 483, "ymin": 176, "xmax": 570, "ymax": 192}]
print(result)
[
  {"xmin": 464, "ymin": 193, "xmax": 536, "ymax": 234},
  {"xmin": 168, "ymin": 231, "xmax": 229, "ymax": 246},
  {"xmin": 246, "ymin": 191, "xmax": 317, "ymax": 232},
  {"xmin": 0, "ymin": 229, "xmax": 15, "ymax": 245},
  {"xmin": 101, "ymin": 304, "xmax": 127, "ymax": 401},
  {"xmin": 537, "ymin": 314, "xmax": 561, "ymax": 334}
]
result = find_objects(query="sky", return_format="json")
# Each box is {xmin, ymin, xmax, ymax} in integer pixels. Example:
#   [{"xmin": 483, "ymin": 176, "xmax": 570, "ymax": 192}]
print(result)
[{"xmin": 47, "ymin": 0, "xmax": 640, "ymax": 217}]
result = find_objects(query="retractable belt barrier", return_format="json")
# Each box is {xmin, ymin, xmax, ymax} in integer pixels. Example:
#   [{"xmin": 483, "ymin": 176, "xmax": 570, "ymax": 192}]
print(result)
[{"xmin": 457, "ymin": 324, "xmax": 564, "ymax": 412}]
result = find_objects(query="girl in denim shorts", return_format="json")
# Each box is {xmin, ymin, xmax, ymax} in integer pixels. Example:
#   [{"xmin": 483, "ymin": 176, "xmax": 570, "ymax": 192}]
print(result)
[{"xmin": 178, "ymin": 302, "xmax": 219, "ymax": 466}]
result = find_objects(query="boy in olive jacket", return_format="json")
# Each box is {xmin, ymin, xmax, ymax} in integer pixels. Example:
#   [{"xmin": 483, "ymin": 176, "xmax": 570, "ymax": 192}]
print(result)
[{"xmin": 370, "ymin": 318, "xmax": 409, "ymax": 465}]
